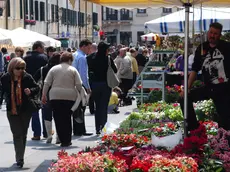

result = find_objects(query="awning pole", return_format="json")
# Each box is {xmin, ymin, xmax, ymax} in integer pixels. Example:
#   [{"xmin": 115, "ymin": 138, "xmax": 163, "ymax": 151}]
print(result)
[{"xmin": 183, "ymin": 1, "xmax": 192, "ymax": 138}]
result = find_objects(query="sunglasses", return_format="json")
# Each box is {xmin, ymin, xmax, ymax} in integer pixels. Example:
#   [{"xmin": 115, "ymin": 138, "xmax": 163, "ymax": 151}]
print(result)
[{"xmin": 15, "ymin": 67, "xmax": 25, "ymax": 70}]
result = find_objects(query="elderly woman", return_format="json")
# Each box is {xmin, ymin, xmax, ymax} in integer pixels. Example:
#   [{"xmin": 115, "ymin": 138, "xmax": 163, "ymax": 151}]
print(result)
[
  {"xmin": 42, "ymin": 52, "xmax": 82, "ymax": 147},
  {"xmin": 1, "ymin": 58, "xmax": 39, "ymax": 168}
]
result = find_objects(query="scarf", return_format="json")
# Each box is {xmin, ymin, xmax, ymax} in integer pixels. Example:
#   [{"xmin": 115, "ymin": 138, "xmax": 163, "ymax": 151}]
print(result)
[{"xmin": 11, "ymin": 77, "xmax": 22, "ymax": 115}]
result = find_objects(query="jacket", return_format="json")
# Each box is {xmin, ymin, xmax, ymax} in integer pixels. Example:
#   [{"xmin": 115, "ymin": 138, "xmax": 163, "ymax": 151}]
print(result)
[
  {"xmin": 24, "ymin": 51, "xmax": 48, "ymax": 76},
  {"xmin": 1, "ymin": 72, "xmax": 40, "ymax": 112},
  {"xmin": 71, "ymin": 86, "xmax": 89, "ymax": 112}
]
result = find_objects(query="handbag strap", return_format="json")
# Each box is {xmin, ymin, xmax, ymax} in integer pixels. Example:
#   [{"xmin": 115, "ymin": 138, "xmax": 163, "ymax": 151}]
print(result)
[
  {"xmin": 108, "ymin": 57, "xmax": 111, "ymax": 67},
  {"xmin": 40, "ymin": 67, "xmax": 44, "ymax": 85}
]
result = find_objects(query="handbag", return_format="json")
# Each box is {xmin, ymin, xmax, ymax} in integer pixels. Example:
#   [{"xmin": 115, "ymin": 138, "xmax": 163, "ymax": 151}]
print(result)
[
  {"xmin": 27, "ymin": 96, "xmax": 41, "ymax": 113},
  {"xmin": 107, "ymin": 57, "xmax": 120, "ymax": 88}
]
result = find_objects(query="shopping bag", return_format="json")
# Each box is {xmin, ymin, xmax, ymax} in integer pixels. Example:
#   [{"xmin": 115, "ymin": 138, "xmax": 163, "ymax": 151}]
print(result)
[{"xmin": 101, "ymin": 122, "xmax": 119, "ymax": 135}]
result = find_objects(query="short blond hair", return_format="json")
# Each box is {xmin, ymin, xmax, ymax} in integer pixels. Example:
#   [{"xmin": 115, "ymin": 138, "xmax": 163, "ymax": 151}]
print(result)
[{"xmin": 7, "ymin": 57, "xmax": 26, "ymax": 75}]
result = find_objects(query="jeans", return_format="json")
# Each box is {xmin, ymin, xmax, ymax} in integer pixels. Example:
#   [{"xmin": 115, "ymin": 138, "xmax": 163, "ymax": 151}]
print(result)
[
  {"xmin": 32, "ymin": 111, "xmax": 47, "ymax": 137},
  {"xmin": 42, "ymin": 102, "xmax": 53, "ymax": 121},
  {"xmin": 108, "ymin": 104, "xmax": 118, "ymax": 113},
  {"xmin": 92, "ymin": 82, "xmax": 111, "ymax": 132}
]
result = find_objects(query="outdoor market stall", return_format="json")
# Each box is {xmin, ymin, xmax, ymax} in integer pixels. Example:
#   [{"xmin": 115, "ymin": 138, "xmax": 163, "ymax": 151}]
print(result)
[{"xmin": 47, "ymin": 0, "xmax": 230, "ymax": 171}]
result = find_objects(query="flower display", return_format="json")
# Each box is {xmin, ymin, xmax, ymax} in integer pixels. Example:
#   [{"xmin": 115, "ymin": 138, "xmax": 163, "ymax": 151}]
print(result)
[
  {"xmin": 49, "ymin": 151, "xmax": 128, "ymax": 172},
  {"xmin": 209, "ymin": 128, "xmax": 230, "ymax": 171},
  {"xmin": 102, "ymin": 133, "xmax": 149, "ymax": 148}
]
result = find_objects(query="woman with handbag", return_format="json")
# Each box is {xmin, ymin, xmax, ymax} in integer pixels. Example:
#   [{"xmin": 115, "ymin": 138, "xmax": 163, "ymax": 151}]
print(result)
[
  {"xmin": 88, "ymin": 41, "xmax": 117, "ymax": 135},
  {"xmin": 1, "ymin": 58, "xmax": 40, "ymax": 168},
  {"xmin": 42, "ymin": 52, "xmax": 82, "ymax": 147}
]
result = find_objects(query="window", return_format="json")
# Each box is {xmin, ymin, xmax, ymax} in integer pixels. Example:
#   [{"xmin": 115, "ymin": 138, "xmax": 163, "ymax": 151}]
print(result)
[
  {"xmin": 25, "ymin": 0, "xmax": 28, "ymax": 19},
  {"xmin": 20, "ymin": 0, "xmax": 23, "ymax": 19},
  {"xmin": 105, "ymin": 7, "xmax": 118, "ymax": 20},
  {"xmin": 93, "ymin": 12, "xmax": 98, "ymax": 25},
  {"xmin": 162, "ymin": 8, "xmax": 172, "ymax": 13},
  {"xmin": 35, "ymin": 1, "xmax": 39, "ymax": 20},
  {"xmin": 30, "ymin": 0, "xmax": 33, "ymax": 19},
  {"xmin": 61, "ymin": 8, "xmax": 66, "ymax": 24},
  {"xmin": 55, "ymin": 5, "xmax": 58, "ymax": 22},
  {"xmin": 51, "ymin": 4, "xmax": 54, "ymax": 22},
  {"xmin": 7, "ymin": 0, "xmax": 10, "ymax": 17},
  {"xmin": 40, "ymin": 1, "xmax": 45, "ymax": 21},
  {"xmin": 137, "ymin": 9, "xmax": 146, "ymax": 14},
  {"xmin": 120, "ymin": 9, "xmax": 132, "ymax": 20}
]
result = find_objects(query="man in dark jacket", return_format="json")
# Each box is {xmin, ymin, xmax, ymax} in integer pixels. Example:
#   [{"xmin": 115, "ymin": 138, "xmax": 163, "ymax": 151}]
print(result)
[{"xmin": 24, "ymin": 41, "xmax": 48, "ymax": 140}]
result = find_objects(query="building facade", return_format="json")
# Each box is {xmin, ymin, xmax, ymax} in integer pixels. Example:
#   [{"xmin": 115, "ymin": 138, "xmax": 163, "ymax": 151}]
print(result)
[
  {"xmin": 0, "ymin": 0, "xmax": 101, "ymax": 48},
  {"xmin": 101, "ymin": 7, "xmax": 179, "ymax": 46}
]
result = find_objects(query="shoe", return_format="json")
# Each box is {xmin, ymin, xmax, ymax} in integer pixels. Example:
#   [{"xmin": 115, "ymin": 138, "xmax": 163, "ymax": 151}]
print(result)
[
  {"xmin": 60, "ymin": 142, "xmax": 72, "ymax": 147},
  {"xmin": 31, "ymin": 136, "xmax": 40, "ymax": 141},
  {"xmin": 113, "ymin": 109, "xmax": 120, "ymax": 114},
  {"xmin": 16, "ymin": 159, "xmax": 24, "ymax": 168},
  {"xmin": 83, "ymin": 132, "xmax": 93, "ymax": 136},
  {"xmin": 96, "ymin": 130, "xmax": 101, "ymax": 135},
  {"xmin": 74, "ymin": 132, "xmax": 93, "ymax": 136}
]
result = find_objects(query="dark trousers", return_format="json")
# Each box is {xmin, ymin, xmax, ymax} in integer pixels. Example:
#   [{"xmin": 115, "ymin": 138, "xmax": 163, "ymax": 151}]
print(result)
[
  {"xmin": 88, "ymin": 94, "xmax": 95, "ymax": 114},
  {"xmin": 132, "ymin": 72, "xmax": 137, "ymax": 86},
  {"xmin": 89, "ymin": 82, "xmax": 95, "ymax": 114},
  {"xmin": 119, "ymin": 78, "xmax": 133, "ymax": 99},
  {"xmin": 42, "ymin": 102, "xmax": 53, "ymax": 121},
  {"xmin": 92, "ymin": 82, "xmax": 111, "ymax": 132},
  {"xmin": 7, "ymin": 111, "xmax": 31, "ymax": 162},
  {"xmin": 72, "ymin": 102, "xmax": 86, "ymax": 135},
  {"xmin": 180, "ymin": 84, "xmax": 230, "ymax": 131},
  {"xmin": 51, "ymin": 100, "xmax": 74, "ymax": 144}
]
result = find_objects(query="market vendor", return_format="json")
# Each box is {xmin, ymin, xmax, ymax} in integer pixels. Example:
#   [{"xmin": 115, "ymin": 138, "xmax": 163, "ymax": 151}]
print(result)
[{"xmin": 180, "ymin": 22, "xmax": 230, "ymax": 131}]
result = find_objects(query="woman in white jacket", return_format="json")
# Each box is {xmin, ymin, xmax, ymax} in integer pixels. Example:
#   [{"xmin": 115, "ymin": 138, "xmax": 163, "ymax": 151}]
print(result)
[{"xmin": 42, "ymin": 52, "xmax": 82, "ymax": 147}]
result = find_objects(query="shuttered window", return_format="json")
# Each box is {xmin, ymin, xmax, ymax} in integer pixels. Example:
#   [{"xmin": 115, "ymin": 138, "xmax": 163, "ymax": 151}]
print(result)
[
  {"xmin": 35, "ymin": 1, "xmax": 39, "ymax": 20},
  {"xmin": 40, "ymin": 1, "xmax": 45, "ymax": 21}
]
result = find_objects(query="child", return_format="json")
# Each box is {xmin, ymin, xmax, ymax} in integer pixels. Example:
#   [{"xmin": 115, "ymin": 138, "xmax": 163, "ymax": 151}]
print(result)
[{"xmin": 108, "ymin": 87, "xmax": 121, "ymax": 114}]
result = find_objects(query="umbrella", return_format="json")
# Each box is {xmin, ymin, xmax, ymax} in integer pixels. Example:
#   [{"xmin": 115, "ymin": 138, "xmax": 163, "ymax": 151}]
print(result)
[
  {"xmin": 85, "ymin": 0, "xmax": 230, "ymax": 9},
  {"xmin": 145, "ymin": 8, "xmax": 230, "ymax": 33},
  {"xmin": 11, "ymin": 28, "xmax": 61, "ymax": 48}
]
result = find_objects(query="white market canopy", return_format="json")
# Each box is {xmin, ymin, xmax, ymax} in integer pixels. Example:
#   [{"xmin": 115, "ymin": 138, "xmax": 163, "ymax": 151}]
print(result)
[
  {"xmin": 11, "ymin": 28, "xmax": 61, "ymax": 48},
  {"xmin": 0, "ymin": 28, "xmax": 13, "ymax": 44},
  {"xmin": 86, "ymin": 0, "xmax": 230, "ymax": 9},
  {"xmin": 0, "ymin": 28, "xmax": 61, "ymax": 48},
  {"xmin": 145, "ymin": 8, "xmax": 230, "ymax": 33}
]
